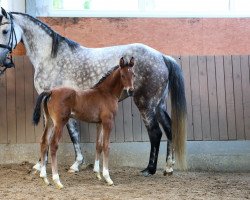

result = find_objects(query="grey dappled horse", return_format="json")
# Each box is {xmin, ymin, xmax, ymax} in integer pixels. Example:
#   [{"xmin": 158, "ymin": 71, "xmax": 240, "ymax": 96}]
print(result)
[{"xmin": 0, "ymin": 8, "xmax": 187, "ymax": 176}]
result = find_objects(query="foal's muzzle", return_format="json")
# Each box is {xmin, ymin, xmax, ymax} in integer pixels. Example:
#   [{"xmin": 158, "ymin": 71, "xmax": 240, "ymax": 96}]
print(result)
[{"xmin": 127, "ymin": 88, "xmax": 134, "ymax": 97}]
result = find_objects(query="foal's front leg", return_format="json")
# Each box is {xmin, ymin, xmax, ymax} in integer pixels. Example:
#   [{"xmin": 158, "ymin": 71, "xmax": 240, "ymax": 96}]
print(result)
[
  {"xmin": 102, "ymin": 119, "xmax": 114, "ymax": 186},
  {"xmin": 93, "ymin": 124, "xmax": 102, "ymax": 180}
]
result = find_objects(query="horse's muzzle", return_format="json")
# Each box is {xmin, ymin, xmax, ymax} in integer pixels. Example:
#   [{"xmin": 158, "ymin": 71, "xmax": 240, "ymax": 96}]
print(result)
[{"xmin": 0, "ymin": 49, "xmax": 11, "ymax": 66}]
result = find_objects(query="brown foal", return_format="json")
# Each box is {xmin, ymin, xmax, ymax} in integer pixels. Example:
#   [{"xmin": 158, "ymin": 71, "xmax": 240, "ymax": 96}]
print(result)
[{"xmin": 33, "ymin": 57, "xmax": 135, "ymax": 189}]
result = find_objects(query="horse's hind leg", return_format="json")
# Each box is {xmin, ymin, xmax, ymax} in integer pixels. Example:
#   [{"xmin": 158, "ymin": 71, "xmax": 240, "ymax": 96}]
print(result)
[
  {"xmin": 156, "ymin": 103, "xmax": 175, "ymax": 175},
  {"xmin": 142, "ymin": 117, "xmax": 162, "ymax": 176},
  {"xmin": 67, "ymin": 118, "xmax": 84, "ymax": 173},
  {"xmin": 134, "ymin": 102, "xmax": 163, "ymax": 176},
  {"xmin": 93, "ymin": 123, "xmax": 102, "ymax": 180}
]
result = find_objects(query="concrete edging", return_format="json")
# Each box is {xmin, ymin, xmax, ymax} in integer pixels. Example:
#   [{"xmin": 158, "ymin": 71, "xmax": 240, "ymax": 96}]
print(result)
[{"xmin": 0, "ymin": 141, "xmax": 249, "ymax": 172}]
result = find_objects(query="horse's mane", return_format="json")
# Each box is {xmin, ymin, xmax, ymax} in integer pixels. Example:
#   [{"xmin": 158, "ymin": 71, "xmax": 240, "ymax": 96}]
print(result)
[
  {"xmin": 10, "ymin": 12, "xmax": 80, "ymax": 58},
  {"xmin": 92, "ymin": 65, "xmax": 120, "ymax": 88}
]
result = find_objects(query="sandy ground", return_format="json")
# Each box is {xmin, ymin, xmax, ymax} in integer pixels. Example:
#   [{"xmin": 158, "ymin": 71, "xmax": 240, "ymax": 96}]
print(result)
[{"xmin": 0, "ymin": 162, "xmax": 249, "ymax": 200}]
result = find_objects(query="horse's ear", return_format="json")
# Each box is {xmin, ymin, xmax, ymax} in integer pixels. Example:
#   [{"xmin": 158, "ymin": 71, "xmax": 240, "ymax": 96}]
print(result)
[
  {"xmin": 119, "ymin": 57, "xmax": 125, "ymax": 68},
  {"xmin": 129, "ymin": 57, "xmax": 135, "ymax": 67},
  {"xmin": 1, "ymin": 7, "xmax": 8, "ymax": 19}
]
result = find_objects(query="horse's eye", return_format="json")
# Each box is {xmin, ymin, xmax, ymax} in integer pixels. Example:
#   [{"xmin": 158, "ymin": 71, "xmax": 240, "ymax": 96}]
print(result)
[
  {"xmin": 2, "ymin": 30, "xmax": 8, "ymax": 35},
  {"xmin": 121, "ymin": 75, "xmax": 125, "ymax": 78}
]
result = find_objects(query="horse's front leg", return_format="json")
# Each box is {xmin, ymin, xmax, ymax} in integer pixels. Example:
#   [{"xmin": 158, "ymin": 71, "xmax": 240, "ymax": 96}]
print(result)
[
  {"xmin": 102, "ymin": 118, "xmax": 114, "ymax": 186},
  {"xmin": 93, "ymin": 124, "xmax": 103, "ymax": 180},
  {"xmin": 67, "ymin": 119, "xmax": 85, "ymax": 173},
  {"xmin": 50, "ymin": 125, "xmax": 64, "ymax": 189}
]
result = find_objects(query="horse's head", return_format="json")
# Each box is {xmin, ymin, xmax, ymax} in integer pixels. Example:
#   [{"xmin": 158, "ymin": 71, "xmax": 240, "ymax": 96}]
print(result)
[
  {"xmin": 119, "ymin": 57, "xmax": 135, "ymax": 96},
  {"xmin": 0, "ymin": 8, "xmax": 23, "ymax": 72}
]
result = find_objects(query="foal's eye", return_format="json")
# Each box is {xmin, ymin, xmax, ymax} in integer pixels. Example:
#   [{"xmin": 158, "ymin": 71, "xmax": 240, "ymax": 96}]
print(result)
[
  {"xmin": 121, "ymin": 74, "xmax": 125, "ymax": 79},
  {"xmin": 2, "ymin": 30, "xmax": 8, "ymax": 35}
]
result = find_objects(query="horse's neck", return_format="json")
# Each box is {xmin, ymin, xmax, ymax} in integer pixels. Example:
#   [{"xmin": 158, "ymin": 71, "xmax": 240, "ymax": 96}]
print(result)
[
  {"xmin": 98, "ymin": 69, "xmax": 123, "ymax": 98},
  {"xmin": 13, "ymin": 14, "xmax": 54, "ymax": 65}
]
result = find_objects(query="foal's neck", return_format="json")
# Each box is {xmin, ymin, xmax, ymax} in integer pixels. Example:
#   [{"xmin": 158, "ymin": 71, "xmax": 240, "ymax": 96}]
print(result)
[{"xmin": 97, "ymin": 68, "xmax": 123, "ymax": 99}]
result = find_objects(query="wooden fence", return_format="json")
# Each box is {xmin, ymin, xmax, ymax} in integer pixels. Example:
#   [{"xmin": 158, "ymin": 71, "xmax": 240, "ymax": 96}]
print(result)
[{"xmin": 0, "ymin": 55, "xmax": 249, "ymax": 144}]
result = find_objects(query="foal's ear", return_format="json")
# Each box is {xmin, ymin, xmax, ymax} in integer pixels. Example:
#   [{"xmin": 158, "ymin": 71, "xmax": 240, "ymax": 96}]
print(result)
[
  {"xmin": 129, "ymin": 57, "xmax": 135, "ymax": 67},
  {"xmin": 1, "ymin": 7, "xmax": 8, "ymax": 19},
  {"xmin": 119, "ymin": 57, "xmax": 125, "ymax": 68}
]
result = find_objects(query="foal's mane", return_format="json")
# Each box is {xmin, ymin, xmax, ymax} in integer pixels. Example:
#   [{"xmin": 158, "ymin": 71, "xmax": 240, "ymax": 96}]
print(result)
[
  {"xmin": 10, "ymin": 12, "xmax": 80, "ymax": 57},
  {"xmin": 92, "ymin": 65, "xmax": 119, "ymax": 88}
]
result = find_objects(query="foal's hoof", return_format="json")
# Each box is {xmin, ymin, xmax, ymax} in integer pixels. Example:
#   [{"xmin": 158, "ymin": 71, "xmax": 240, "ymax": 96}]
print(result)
[
  {"xmin": 140, "ymin": 168, "xmax": 155, "ymax": 177},
  {"xmin": 55, "ymin": 182, "xmax": 64, "ymax": 189},
  {"xmin": 53, "ymin": 181, "xmax": 64, "ymax": 189},
  {"xmin": 43, "ymin": 177, "xmax": 50, "ymax": 186},
  {"xmin": 163, "ymin": 171, "xmax": 173, "ymax": 176},
  {"xmin": 32, "ymin": 163, "xmax": 41, "ymax": 175},
  {"xmin": 95, "ymin": 172, "xmax": 102, "ymax": 180},
  {"xmin": 106, "ymin": 179, "xmax": 114, "ymax": 186},
  {"xmin": 32, "ymin": 169, "xmax": 39, "ymax": 175},
  {"xmin": 68, "ymin": 168, "xmax": 79, "ymax": 173}
]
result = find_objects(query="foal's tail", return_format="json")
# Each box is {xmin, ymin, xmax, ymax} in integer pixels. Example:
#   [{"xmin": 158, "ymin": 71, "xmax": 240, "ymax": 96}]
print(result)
[
  {"xmin": 163, "ymin": 55, "xmax": 187, "ymax": 170},
  {"xmin": 33, "ymin": 91, "xmax": 52, "ymax": 125}
]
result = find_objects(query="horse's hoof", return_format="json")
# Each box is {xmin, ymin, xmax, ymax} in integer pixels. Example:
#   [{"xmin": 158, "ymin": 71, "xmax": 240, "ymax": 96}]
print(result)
[
  {"xmin": 95, "ymin": 172, "xmax": 102, "ymax": 180},
  {"xmin": 43, "ymin": 177, "xmax": 50, "ymax": 186},
  {"xmin": 163, "ymin": 171, "xmax": 173, "ymax": 176},
  {"xmin": 140, "ymin": 168, "xmax": 155, "ymax": 177}
]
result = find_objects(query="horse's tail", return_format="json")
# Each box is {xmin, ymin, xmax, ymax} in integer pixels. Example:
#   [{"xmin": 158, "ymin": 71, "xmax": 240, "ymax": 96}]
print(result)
[
  {"xmin": 163, "ymin": 55, "xmax": 187, "ymax": 170},
  {"xmin": 32, "ymin": 91, "xmax": 52, "ymax": 125}
]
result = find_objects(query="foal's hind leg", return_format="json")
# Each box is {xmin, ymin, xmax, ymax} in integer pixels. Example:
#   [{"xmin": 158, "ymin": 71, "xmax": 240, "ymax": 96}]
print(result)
[
  {"xmin": 67, "ymin": 119, "xmax": 84, "ymax": 173},
  {"xmin": 50, "ymin": 124, "xmax": 64, "ymax": 189},
  {"xmin": 39, "ymin": 124, "xmax": 53, "ymax": 185},
  {"xmin": 156, "ymin": 103, "xmax": 175, "ymax": 175}
]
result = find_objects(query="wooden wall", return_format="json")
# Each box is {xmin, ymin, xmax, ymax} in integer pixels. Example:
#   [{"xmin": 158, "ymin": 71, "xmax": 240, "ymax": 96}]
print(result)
[{"xmin": 0, "ymin": 55, "xmax": 249, "ymax": 144}]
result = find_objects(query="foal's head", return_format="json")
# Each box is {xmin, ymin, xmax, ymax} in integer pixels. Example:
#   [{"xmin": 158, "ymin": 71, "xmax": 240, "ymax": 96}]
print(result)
[{"xmin": 119, "ymin": 57, "xmax": 135, "ymax": 96}]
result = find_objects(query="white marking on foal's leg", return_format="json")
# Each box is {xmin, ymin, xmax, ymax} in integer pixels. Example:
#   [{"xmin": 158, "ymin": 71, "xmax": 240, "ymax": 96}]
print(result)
[
  {"xmin": 53, "ymin": 173, "xmax": 64, "ymax": 189},
  {"xmin": 40, "ymin": 165, "xmax": 50, "ymax": 185},
  {"xmin": 93, "ymin": 160, "xmax": 102, "ymax": 180},
  {"xmin": 103, "ymin": 167, "xmax": 113, "ymax": 186},
  {"xmin": 33, "ymin": 162, "xmax": 41, "ymax": 174}
]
